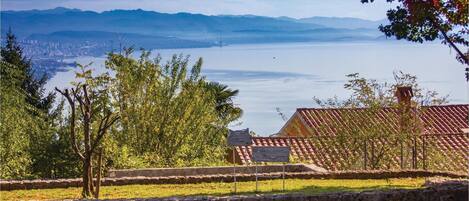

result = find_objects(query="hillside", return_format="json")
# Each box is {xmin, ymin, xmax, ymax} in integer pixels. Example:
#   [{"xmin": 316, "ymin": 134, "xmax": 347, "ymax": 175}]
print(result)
[
  {"xmin": 2, "ymin": 7, "xmax": 384, "ymax": 44},
  {"xmin": 1, "ymin": 7, "xmax": 387, "ymax": 77}
]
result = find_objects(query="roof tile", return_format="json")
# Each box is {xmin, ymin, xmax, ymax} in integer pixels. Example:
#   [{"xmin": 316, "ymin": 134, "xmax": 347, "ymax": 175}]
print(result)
[
  {"xmin": 235, "ymin": 134, "xmax": 468, "ymax": 172},
  {"xmin": 294, "ymin": 105, "xmax": 468, "ymax": 136}
]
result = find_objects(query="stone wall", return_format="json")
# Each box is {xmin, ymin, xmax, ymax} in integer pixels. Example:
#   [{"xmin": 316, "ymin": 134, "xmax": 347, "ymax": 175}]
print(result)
[
  {"xmin": 108, "ymin": 164, "xmax": 315, "ymax": 178},
  {"xmin": 1, "ymin": 170, "xmax": 466, "ymax": 191}
]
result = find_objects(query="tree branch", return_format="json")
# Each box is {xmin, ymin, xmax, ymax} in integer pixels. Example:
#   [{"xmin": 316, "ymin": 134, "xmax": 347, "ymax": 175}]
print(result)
[
  {"xmin": 72, "ymin": 88, "xmax": 86, "ymax": 116},
  {"xmin": 91, "ymin": 114, "xmax": 119, "ymax": 153},
  {"xmin": 55, "ymin": 87, "xmax": 85, "ymax": 160},
  {"xmin": 80, "ymin": 86, "xmax": 92, "ymax": 156},
  {"xmin": 83, "ymin": 85, "xmax": 91, "ymax": 106},
  {"xmin": 430, "ymin": 18, "xmax": 468, "ymax": 65}
]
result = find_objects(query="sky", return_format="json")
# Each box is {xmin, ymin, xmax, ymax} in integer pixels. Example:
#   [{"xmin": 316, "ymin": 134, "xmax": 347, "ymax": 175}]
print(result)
[{"xmin": 1, "ymin": 0, "xmax": 396, "ymax": 20}]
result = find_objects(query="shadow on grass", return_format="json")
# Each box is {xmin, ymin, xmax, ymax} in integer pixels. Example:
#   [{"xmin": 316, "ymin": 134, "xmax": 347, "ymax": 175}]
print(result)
[
  {"xmin": 109, "ymin": 183, "xmax": 418, "ymax": 200},
  {"xmin": 291, "ymin": 184, "xmax": 415, "ymax": 195}
]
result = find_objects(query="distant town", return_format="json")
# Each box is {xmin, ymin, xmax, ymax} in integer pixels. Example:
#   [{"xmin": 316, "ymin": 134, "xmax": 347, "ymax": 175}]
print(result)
[{"xmin": 8, "ymin": 39, "xmax": 91, "ymax": 77}]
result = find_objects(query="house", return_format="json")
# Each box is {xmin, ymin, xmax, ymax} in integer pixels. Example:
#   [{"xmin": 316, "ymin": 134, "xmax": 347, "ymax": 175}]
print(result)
[{"xmin": 231, "ymin": 87, "xmax": 469, "ymax": 172}]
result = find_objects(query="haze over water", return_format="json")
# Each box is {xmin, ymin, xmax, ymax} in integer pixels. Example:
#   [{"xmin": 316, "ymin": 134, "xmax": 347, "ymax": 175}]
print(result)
[{"xmin": 46, "ymin": 41, "xmax": 468, "ymax": 136}]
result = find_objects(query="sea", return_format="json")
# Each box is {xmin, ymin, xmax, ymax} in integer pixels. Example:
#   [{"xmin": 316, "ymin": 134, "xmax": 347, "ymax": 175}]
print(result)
[{"xmin": 45, "ymin": 41, "xmax": 468, "ymax": 136}]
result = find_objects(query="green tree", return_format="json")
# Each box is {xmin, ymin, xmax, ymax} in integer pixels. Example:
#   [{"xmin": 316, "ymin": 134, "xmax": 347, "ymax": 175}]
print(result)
[
  {"xmin": 56, "ymin": 64, "xmax": 119, "ymax": 198},
  {"xmin": 1, "ymin": 30, "xmax": 60, "ymax": 179},
  {"xmin": 205, "ymin": 81, "xmax": 243, "ymax": 122},
  {"xmin": 362, "ymin": 0, "xmax": 468, "ymax": 77},
  {"xmin": 1, "ymin": 30, "xmax": 27, "ymax": 83},
  {"xmin": 1, "ymin": 29, "xmax": 55, "ymax": 113},
  {"xmin": 29, "ymin": 100, "xmax": 82, "ymax": 179},
  {"xmin": 0, "ymin": 61, "xmax": 36, "ymax": 179},
  {"xmin": 0, "ymin": 30, "xmax": 69, "ymax": 179},
  {"xmin": 315, "ymin": 72, "xmax": 448, "ymax": 108},
  {"xmin": 106, "ymin": 49, "xmax": 234, "ymax": 167}
]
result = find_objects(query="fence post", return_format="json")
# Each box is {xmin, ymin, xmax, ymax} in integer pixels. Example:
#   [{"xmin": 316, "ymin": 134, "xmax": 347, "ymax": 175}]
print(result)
[
  {"xmin": 422, "ymin": 135, "xmax": 427, "ymax": 170},
  {"xmin": 233, "ymin": 148, "xmax": 237, "ymax": 193},
  {"xmin": 412, "ymin": 136, "xmax": 417, "ymax": 169},
  {"xmin": 371, "ymin": 141, "xmax": 375, "ymax": 169},
  {"xmin": 363, "ymin": 140, "xmax": 367, "ymax": 170},
  {"xmin": 255, "ymin": 163, "xmax": 258, "ymax": 192},
  {"xmin": 282, "ymin": 162, "xmax": 285, "ymax": 191},
  {"xmin": 400, "ymin": 141, "xmax": 404, "ymax": 169}
]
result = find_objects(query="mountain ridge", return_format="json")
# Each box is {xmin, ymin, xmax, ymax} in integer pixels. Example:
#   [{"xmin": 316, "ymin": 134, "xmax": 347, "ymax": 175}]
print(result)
[
  {"xmin": 0, "ymin": 7, "xmax": 389, "ymax": 78},
  {"xmin": 2, "ymin": 7, "xmax": 384, "ymax": 37},
  {"xmin": 2, "ymin": 7, "xmax": 385, "ymax": 21}
]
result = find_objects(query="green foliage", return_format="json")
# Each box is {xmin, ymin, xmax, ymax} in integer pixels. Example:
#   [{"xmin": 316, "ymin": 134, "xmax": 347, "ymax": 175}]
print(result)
[
  {"xmin": 105, "ymin": 49, "xmax": 234, "ymax": 167},
  {"xmin": 104, "ymin": 144, "xmax": 150, "ymax": 170},
  {"xmin": 0, "ymin": 61, "xmax": 35, "ymax": 178},
  {"xmin": 205, "ymin": 82, "xmax": 243, "ymax": 123},
  {"xmin": 1, "ymin": 31, "xmax": 241, "ymax": 179},
  {"xmin": 1, "ymin": 29, "xmax": 56, "ymax": 114},
  {"xmin": 362, "ymin": 0, "xmax": 468, "ymax": 75},
  {"xmin": 314, "ymin": 71, "xmax": 448, "ymax": 108},
  {"xmin": 28, "ymin": 101, "xmax": 82, "ymax": 179},
  {"xmin": 1, "ymin": 31, "xmax": 81, "ymax": 179},
  {"xmin": 312, "ymin": 72, "xmax": 448, "ymax": 170},
  {"xmin": 0, "ymin": 30, "xmax": 29, "ymax": 82},
  {"xmin": 0, "ymin": 30, "xmax": 63, "ymax": 179}
]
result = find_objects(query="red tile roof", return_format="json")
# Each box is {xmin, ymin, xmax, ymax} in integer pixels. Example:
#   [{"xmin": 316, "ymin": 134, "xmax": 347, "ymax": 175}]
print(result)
[
  {"xmin": 234, "ymin": 104, "xmax": 468, "ymax": 172},
  {"xmin": 235, "ymin": 134, "xmax": 468, "ymax": 172},
  {"xmin": 293, "ymin": 104, "xmax": 468, "ymax": 136}
]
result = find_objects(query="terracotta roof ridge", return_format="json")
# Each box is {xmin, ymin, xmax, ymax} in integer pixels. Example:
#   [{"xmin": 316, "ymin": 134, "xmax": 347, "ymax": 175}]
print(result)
[
  {"xmin": 421, "ymin": 104, "xmax": 469, "ymax": 108},
  {"xmin": 296, "ymin": 107, "xmax": 391, "ymax": 111},
  {"xmin": 251, "ymin": 133, "xmax": 467, "ymax": 142},
  {"xmin": 421, "ymin": 133, "xmax": 469, "ymax": 136},
  {"xmin": 252, "ymin": 136, "xmax": 309, "ymax": 139},
  {"xmin": 297, "ymin": 104, "xmax": 468, "ymax": 111}
]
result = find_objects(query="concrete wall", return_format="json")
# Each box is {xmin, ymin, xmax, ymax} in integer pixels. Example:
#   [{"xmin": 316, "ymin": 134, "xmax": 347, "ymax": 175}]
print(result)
[{"xmin": 108, "ymin": 164, "xmax": 313, "ymax": 178}]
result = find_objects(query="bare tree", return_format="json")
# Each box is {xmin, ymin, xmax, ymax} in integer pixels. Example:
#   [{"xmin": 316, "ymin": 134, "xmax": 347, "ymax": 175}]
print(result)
[{"xmin": 55, "ymin": 84, "xmax": 118, "ymax": 198}]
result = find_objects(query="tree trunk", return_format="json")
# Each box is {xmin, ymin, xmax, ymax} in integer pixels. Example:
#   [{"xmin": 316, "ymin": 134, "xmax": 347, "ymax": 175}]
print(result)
[
  {"xmin": 89, "ymin": 161, "xmax": 94, "ymax": 196},
  {"xmin": 55, "ymin": 85, "xmax": 119, "ymax": 199},
  {"xmin": 82, "ymin": 158, "xmax": 93, "ymax": 198},
  {"xmin": 95, "ymin": 150, "xmax": 103, "ymax": 199}
]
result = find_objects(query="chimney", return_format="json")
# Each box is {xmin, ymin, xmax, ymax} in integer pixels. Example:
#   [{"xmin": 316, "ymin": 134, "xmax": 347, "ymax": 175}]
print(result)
[
  {"xmin": 395, "ymin": 86, "xmax": 416, "ymax": 169},
  {"xmin": 395, "ymin": 86, "xmax": 414, "ymax": 129},
  {"xmin": 395, "ymin": 86, "xmax": 413, "ymax": 107}
]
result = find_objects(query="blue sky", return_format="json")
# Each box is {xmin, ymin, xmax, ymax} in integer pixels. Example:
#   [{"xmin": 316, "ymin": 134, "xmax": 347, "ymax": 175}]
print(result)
[{"xmin": 1, "ymin": 0, "xmax": 396, "ymax": 20}]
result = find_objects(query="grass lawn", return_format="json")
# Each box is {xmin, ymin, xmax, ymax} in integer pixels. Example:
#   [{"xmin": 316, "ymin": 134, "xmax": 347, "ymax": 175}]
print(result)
[{"xmin": 1, "ymin": 178, "xmax": 426, "ymax": 200}]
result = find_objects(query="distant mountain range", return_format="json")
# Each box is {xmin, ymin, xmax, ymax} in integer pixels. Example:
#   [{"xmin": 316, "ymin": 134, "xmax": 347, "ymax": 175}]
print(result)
[
  {"xmin": 2, "ymin": 7, "xmax": 388, "ymax": 49},
  {"xmin": 1, "ymin": 7, "xmax": 390, "ymax": 78},
  {"xmin": 287, "ymin": 16, "xmax": 386, "ymax": 29}
]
